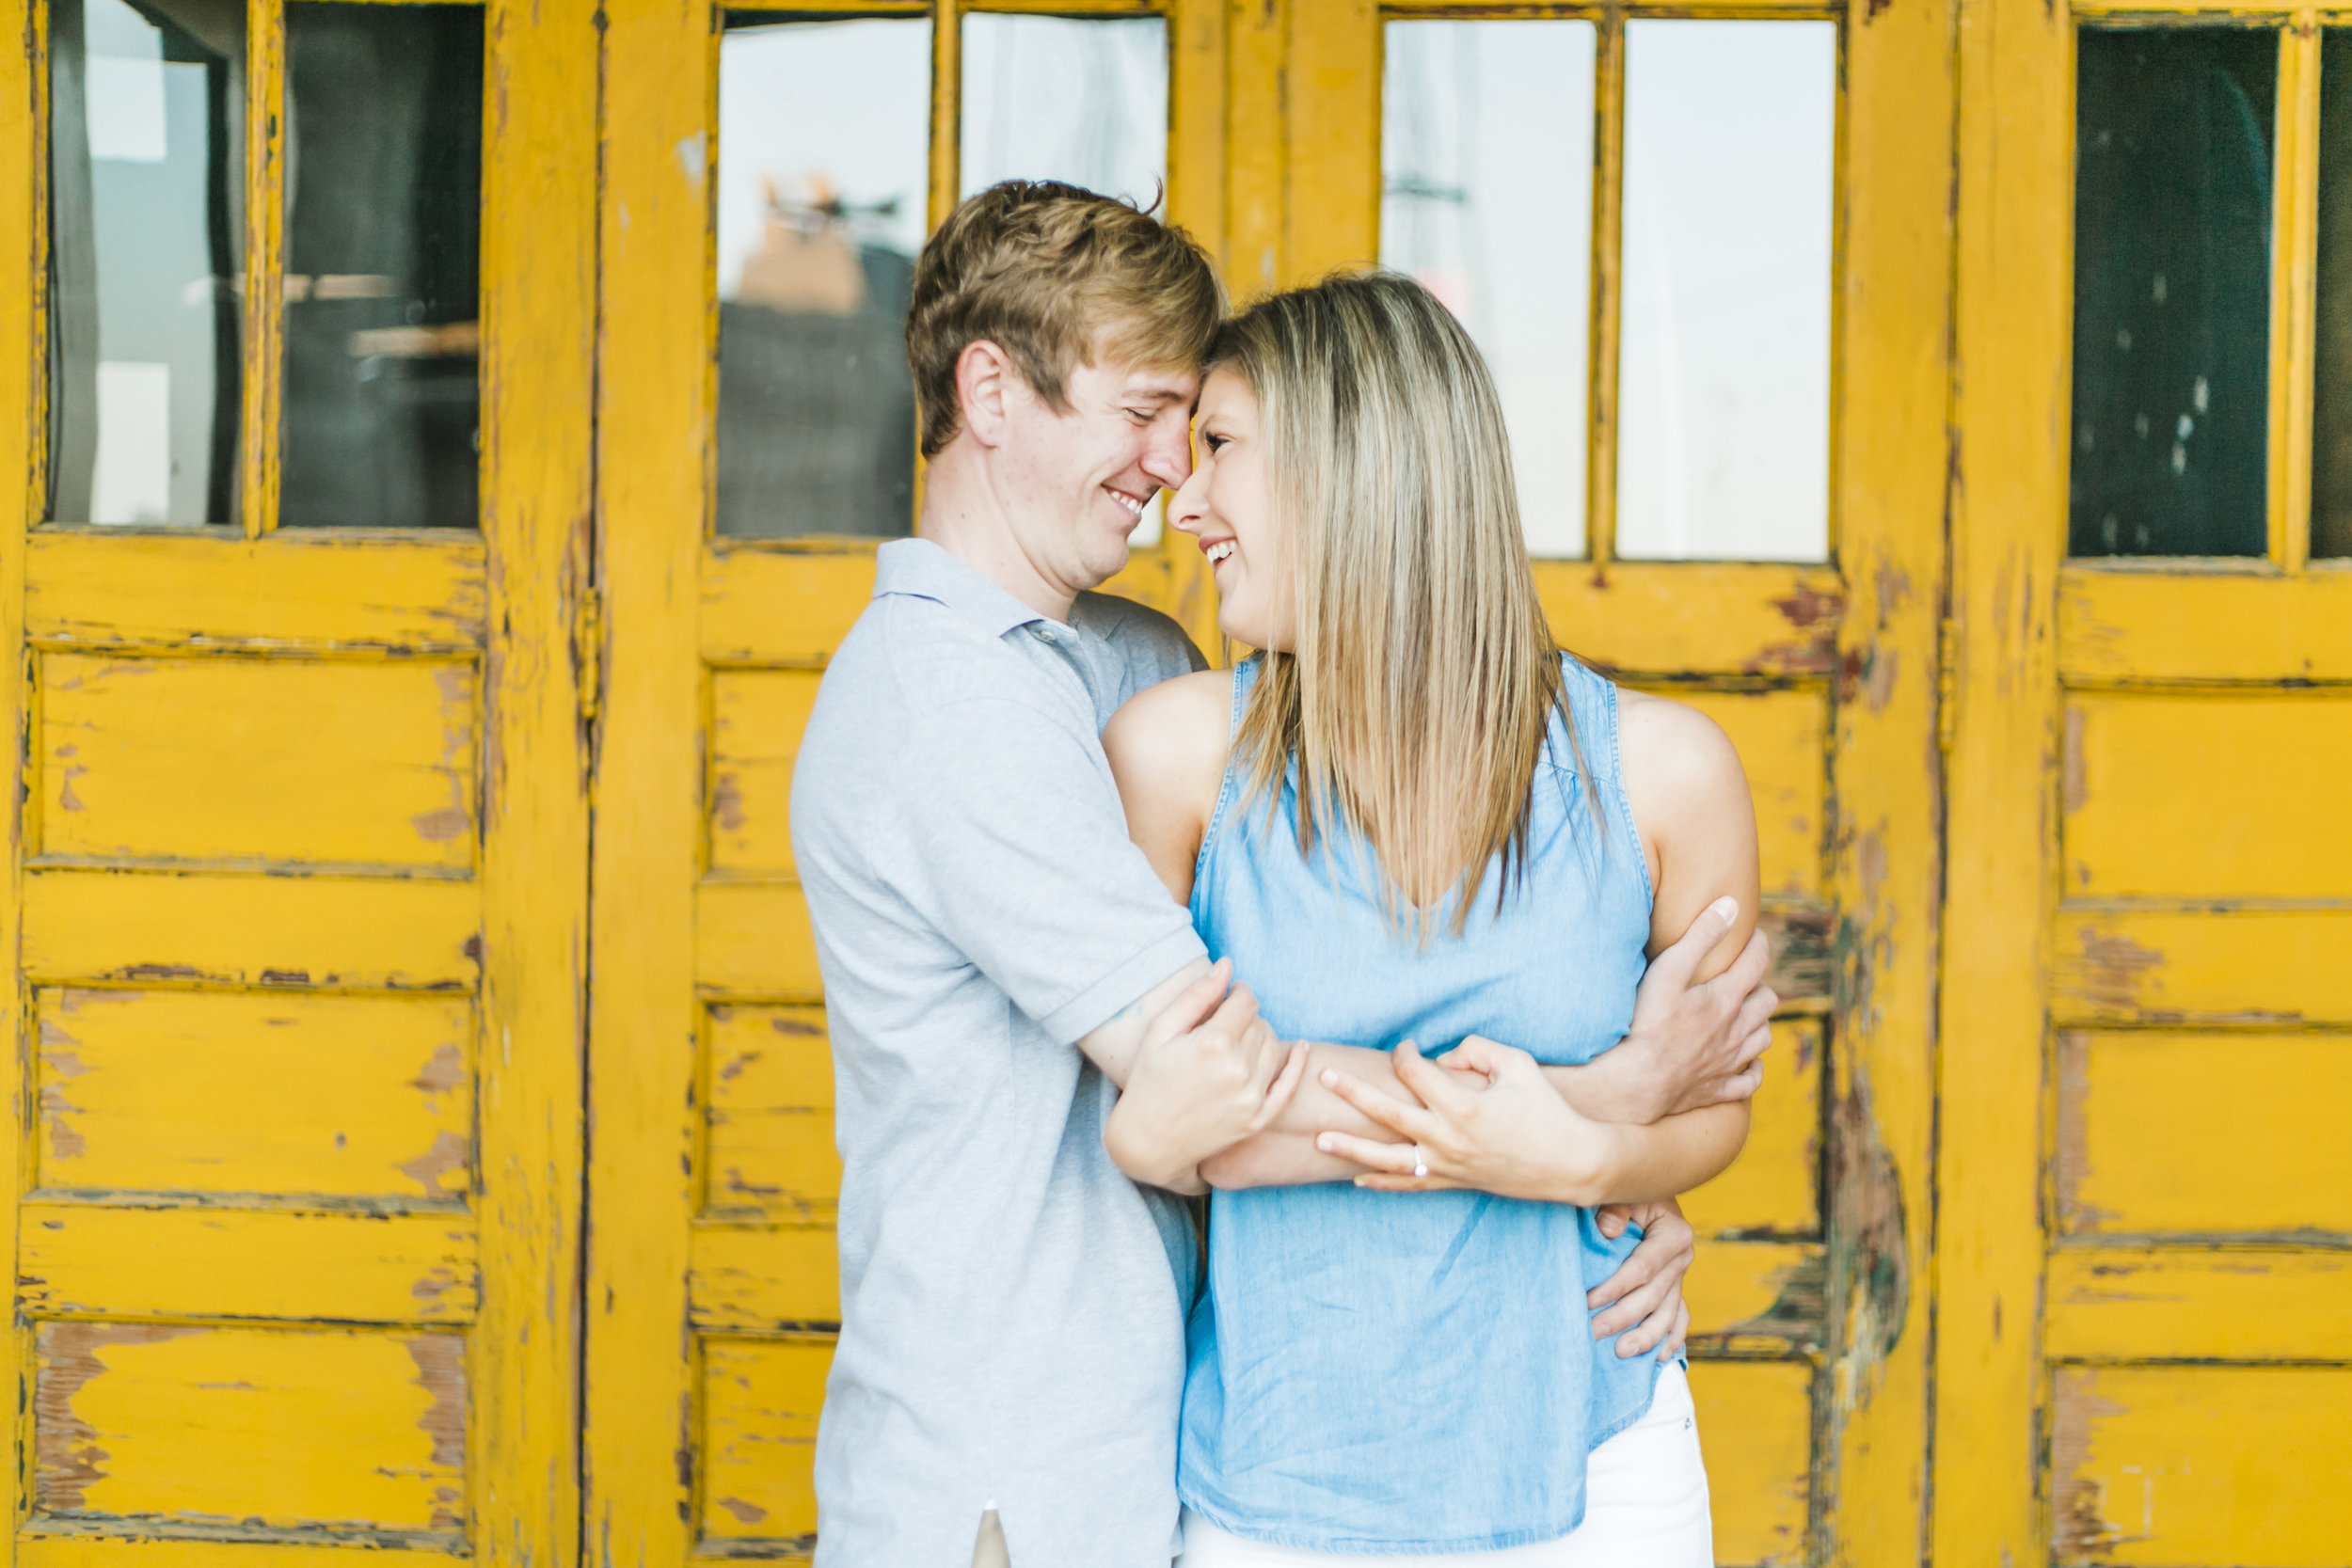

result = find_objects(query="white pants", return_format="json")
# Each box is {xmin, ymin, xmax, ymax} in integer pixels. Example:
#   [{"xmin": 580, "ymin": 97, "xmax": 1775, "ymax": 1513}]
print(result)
[{"xmin": 1175, "ymin": 1362, "xmax": 1711, "ymax": 1568}]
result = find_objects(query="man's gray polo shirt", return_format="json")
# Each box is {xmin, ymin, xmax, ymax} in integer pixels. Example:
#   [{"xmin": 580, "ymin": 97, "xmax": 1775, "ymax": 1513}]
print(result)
[{"xmin": 790, "ymin": 539, "xmax": 1210, "ymax": 1568}]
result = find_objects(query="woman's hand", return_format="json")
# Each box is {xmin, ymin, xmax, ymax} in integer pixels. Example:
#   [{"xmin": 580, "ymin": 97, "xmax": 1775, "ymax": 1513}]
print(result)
[
  {"xmin": 1590, "ymin": 1199, "xmax": 1695, "ymax": 1361},
  {"xmin": 1311, "ymin": 1037, "xmax": 1624, "ymax": 1205}
]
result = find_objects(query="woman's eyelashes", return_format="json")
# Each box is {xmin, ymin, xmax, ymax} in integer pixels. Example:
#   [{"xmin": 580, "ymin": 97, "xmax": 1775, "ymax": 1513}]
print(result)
[{"xmin": 1200, "ymin": 431, "xmax": 1229, "ymax": 454}]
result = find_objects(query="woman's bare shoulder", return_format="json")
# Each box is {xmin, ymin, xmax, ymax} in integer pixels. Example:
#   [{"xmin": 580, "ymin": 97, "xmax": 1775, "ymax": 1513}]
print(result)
[
  {"xmin": 1103, "ymin": 668, "xmax": 1234, "ymax": 801},
  {"xmin": 1613, "ymin": 687, "xmax": 1751, "ymax": 832}
]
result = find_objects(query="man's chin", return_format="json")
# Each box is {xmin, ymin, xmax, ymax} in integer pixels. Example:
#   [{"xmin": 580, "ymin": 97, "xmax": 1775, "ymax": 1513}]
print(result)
[{"xmin": 1076, "ymin": 529, "xmax": 1136, "ymax": 591}]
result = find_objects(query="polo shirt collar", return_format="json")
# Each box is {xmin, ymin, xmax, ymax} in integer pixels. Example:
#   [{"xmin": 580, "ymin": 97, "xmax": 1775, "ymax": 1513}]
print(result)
[{"xmin": 874, "ymin": 537, "xmax": 1055, "ymax": 640}]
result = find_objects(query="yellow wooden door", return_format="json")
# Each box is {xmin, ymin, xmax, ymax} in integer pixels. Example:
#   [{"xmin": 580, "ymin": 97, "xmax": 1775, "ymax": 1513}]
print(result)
[
  {"xmin": 1941, "ymin": 8, "xmax": 2352, "ymax": 1564},
  {"xmin": 587, "ymin": 5, "xmax": 1222, "ymax": 1560},
  {"xmin": 587, "ymin": 2, "xmax": 1955, "ymax": 1565},
  {"xmin": 0, "ymin": 1, "xmax": 595, "ymax": 1565}
]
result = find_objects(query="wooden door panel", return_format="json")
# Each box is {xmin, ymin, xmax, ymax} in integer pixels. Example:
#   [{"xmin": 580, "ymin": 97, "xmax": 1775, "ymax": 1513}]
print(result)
[
  {"xmin": 2052, "ymin": 1365, "xmax": 2352, "ymax": 1568},
  {"xmin": 34, "ymin": 653, "xmax": 478, "ymax": 873},
  {"xmin": 2062, "ymin": 692, "xmax": 2352, "ymax": 899},
  {"xmin": 32, "ymin": 988, "xmax": 473, "ymax": 1200},
  {"xmin": 31, "ymin": 1324, "xmax": 469, "ymax": 1540},
  {"xmin": 1684, "ymin": 1019, "xmax": 1823, "ymax": 1239},
  {"xmin": 707, "ymin": 673, "xmax": 822, "ymax": 879},
  {"xmin": 2057, "ymin": 1030, "xmax": 2352, "ymax": 1236},
  {"xmin": 2051, "ymin": 907, "xmax": 2352, "ymax": 1026},
  {"xmin": 1689, "ymin": 1360, "xmax": 1812, "ymax": 1568}
]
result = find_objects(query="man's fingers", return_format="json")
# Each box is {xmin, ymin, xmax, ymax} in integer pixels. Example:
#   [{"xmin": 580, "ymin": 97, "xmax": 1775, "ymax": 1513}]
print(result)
[
  {"xmin": 1586, "ymin": 1243, "xmax": 1663, "ymax": 1309},
  {"xmin": 1315, "ymin": 1130, "xmax": 1416, "ymax": 1171},
  {"xmin": 1150, "ymin": 959, "xmax": 1232, "ymax": 1043},
  {"xmin": 1724, "ymin": 926, "xmax": 1772, "ymax": 992},
  {"xmin": 1735, "ymin": 1020, "xmax": 1774, "ymax": 1071},
  {"xmin": 1732, "ymin": 981, "xmax": 1778, "ymax": 1045},
  {"xmin": 1318, "ymin": 1068, "xmax": 1441, "ymax": 1144},
  {"xmin": 1647, "ymin": 895, "xmax": 1740, "ymax": 991},
  {"xmin": 1594, "ymin": 1203, "xmax": 1633, "ymax": 1241},
  {"xmin": 1248, "ymin": 1043, "xmax": 1311, "ymax": 1132},
  {"xmin": 1659, "ymin": 1299, "xmax": 1692, "ymax": 1362},
  {"xmin": 1593, "ymin": 1270, "xmax": 1674, "ymax": 1341},
  {"xmin": 1709, "ymin": 1063, "xmax": 1764, "ymax": 1105}
]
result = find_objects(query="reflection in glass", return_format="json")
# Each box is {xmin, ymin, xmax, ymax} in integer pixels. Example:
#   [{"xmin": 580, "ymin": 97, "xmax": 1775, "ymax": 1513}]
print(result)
[
  {"xmin": 717, "ymin": 16, "xmax": 929, "ymax": 539},
  {"xmin": 961, "ymin": 16, "xmax": 1167, "ymax": 211},
  {"xmin": 279, "ymin": 3, "xmax": 482, "ymax": 529},
  {"xmin": 1617, "ymin": 21, "xmax": 1834, "ymax": 562},
  {"xmin": 1383, "ymin": 20, "xmax": 1594, "ymax": 561},
  {"xmin": 46, "ymin": 0, "xmax": 243, "ymax": 526},
  {"xmin": 2071, "ymin": 28, "xmax": 2274, "ymax": 559},
  {"xmin": 2311, "ymin": 32, "xmax": 2352, "ymax": 558},
  {"xmin": 961, "ymin": 15, "xmax": 1169, "ymax": 545}
]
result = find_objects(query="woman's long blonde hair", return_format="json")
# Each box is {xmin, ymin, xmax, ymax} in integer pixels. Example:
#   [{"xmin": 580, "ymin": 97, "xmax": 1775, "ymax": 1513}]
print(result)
[{"xmin": 1215, "ymin": 271, "xmax": 1587, "ymax": 937}]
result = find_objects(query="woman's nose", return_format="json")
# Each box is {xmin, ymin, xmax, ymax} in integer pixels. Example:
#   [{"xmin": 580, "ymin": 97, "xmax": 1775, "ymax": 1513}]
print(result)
[{"xmin": 1166, "ymin": 464, "xmax": 1209, "ymax": 535}]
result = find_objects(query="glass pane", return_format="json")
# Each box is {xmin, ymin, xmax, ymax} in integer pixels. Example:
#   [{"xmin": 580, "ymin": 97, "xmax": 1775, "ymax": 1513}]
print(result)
[
  {"xmin": 1382, "ymin": 20, "xmax": 1595, "ymax": 561},
  {"xmin": 278, "ymin": 3, "xmax": 482, "ymax": 530},
  {"xmin": 960, "ymin": 16, "xmax": 1167, "ymax": 210},
  {"xmin": 1617, "ymin": 20, "xmax": 1835, "ymax": 562},
  {"xmin": 960, "ymin": 14, "xmax": 1168, "ymax": 545},
  {"xmin": 2311, "ymin": 32, "xmax": 2352, "ymax": 558},
  {"xmin": 717, "ymin": 15, "xmax": 929, "ymax": 540},
  {"xmin": 46, "ymin": 0, "xmax": 244, "ymax": 526},
  {"xmin": 2071, "ymin": 27, "xmax": 2274, "ymax": 559}
]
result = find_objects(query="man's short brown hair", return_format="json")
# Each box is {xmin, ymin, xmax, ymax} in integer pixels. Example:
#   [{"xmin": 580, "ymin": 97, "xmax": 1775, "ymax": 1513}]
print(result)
[{"xmin": 906, "ymin": 181, "xmax": 1225, "ymax": 457}]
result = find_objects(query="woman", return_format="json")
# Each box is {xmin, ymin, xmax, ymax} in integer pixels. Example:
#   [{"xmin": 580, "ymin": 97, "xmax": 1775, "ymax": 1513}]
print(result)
[{"xmin": 1101, "ymin": 273, "xmax": 1760, "ymax": 1564}]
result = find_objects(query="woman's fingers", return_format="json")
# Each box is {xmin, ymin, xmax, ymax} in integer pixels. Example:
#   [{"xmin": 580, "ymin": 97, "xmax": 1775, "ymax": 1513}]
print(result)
[
  {"xmin": 1352, "ymin": 1172, "xmax": 1463, "ymax": 1193},
  {"xmin": 1314, "ymin": 1129, "xmax": 1418, "ymax": 1171},
  {"xmin": 1147, "ymin": 958, "xmax": 1232, "ymax": 1046},
  {"xmin": 1317, "ymin": 1066, "xmax": 1442, "ymax": 1145},
  {"xmin": 1391, "ymin": 1038, "xmax": 1484, "ymax": 1119}
]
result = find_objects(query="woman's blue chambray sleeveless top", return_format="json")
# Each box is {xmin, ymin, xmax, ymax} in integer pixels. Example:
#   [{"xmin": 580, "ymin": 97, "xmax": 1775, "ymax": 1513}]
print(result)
[{"xmin": 1178, "ymin": 654, "xmax": 1664, "ymax": 1555}]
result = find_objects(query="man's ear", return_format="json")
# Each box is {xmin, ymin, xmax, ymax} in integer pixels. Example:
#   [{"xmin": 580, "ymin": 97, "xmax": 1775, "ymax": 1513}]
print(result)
[{"xmin": 955, "ymin": 339, "xmax": 1018, "ymax": 449}]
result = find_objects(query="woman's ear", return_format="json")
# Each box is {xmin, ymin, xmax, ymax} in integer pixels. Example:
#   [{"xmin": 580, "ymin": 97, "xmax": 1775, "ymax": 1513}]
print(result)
[{"xmin": 954, "ymin": 339, "xmax": 1017, "ymax": 449}]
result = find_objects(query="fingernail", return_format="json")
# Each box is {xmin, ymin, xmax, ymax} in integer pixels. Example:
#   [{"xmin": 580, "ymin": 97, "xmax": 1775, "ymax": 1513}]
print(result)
[
  {"xmin": 1710, "ymin": 895, "xmax": 1738, "ymax": 924},
  {"xmin": 1316, "ymin": 1134, "xmax": 1335, "ymax": 1152},
  {"xmin": 1319, "ymin": 1069, "xmax": 1338, "ymax": 1087}
]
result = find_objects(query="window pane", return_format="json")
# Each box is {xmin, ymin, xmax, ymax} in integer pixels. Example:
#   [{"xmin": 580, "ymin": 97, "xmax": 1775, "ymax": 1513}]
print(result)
[
  {"xmin": 278, "ymin": 3, "xmax": 482, "ymax": 530},
  {"xmin": 1382, "ymin": 20, "xmax": 1594, "ymax": 561},
  {"xmin": 2312, "ymin": 32, "xmax": 2352, "ymax": 558},
  {"xmin": 960, "ymin": 16, "xmax": 1167, "ymax": 211},
  {"xmin": 1617, "ymin": 20, "xmax": 1834, "ymax": 562},
  {"xmin": 2071, "ymin": 27, "xmax": 2274, "ymax": 559},
  {"xmin": 961, "ymin": 14, "xmax": 1168, "ymax": 544},
  {"xmin": 46, "ymin": 0, "xmax": 243, "ymax": 527},
  {"xmin": 717, "ymin": 16, "xmax": 929, "ymax": 540}
]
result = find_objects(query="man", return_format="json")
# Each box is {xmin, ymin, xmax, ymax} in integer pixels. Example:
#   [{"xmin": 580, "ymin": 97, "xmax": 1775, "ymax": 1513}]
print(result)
[{"xmin": 789, "ymin": 182, "xmax": 1776, "ymax": 1568}]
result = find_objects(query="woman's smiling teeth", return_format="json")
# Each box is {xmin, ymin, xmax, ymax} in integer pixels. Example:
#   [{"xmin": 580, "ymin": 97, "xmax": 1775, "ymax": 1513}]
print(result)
[{"xmin": 1204, "ymin": 540, "xmax": 1235, "ymax": 565}]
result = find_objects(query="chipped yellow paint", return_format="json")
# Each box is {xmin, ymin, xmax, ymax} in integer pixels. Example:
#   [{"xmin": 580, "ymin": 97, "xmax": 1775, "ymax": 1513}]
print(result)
[
  {"xmin": 26, "ymin": 532, "xmax": 486, "ymax": 652},
  {"xmin": 1688, "ymin": 1360, "xmax": 1813, "ymax": 1568},
  {"xmin": 2062, "ymin": 692, "xmax": 2352, "ymax": 899},
  {"xmin": 32, "ymin": 989, "xmax": 473, "ymax": 1200},
  {"xmin": 1685, "ymin": 1020, "xmax": 1824, "ymax": 1239},
  {"xmin": 2051, "ymin": 906, "xmax": 2352, "ymax": 1026},
  {"xmin": 0, "ymin": 0, "xmax": 594, "ymax": 1559},
  {"xmin": 2057, "ymin": 1031, "xmax": 2352, "ymax": 1235},
  {"xmin": 699, "ymin": 1338, "xmax": 831, "ymax": 1547},
  {"xmin": 2053, "ymin": 1365, "xmax": 2352, "ymax": 1568},
  {"xmin": 22, "ymin": 870, "xmax": 480, "ymax": 990},
  {"xmin": 35, "ymin": 653, "xmax": 478, "ymax": 872},
  {"xmin": 708, "ymin": 673, "xmax": 822, "ymax": 878},
  {"xmin": 1682, "ymin": 1241, "xmax": 1825, "ymax": 1354},
  {"xmin": 2058, "ymin": 565, "xmax": 2352, "ymax": 683},
  {"xmin": 2047, "ymin": 1246, "xmax": 2352, "ymax": 1362},
  {"xmin": 689, "ymin": 1227, "xmax": 842, "ymax": 1335},
  {"xmin": 706, "ymin": 1006, "xmax": 839, "ymax": 1223},
  {"xmin": 33, "ymin": 1324, "xmax": 466, "ymax": 1534},
  {"xmin": 20, "ymin": 1205, "xmax": 478, "ymax": 1325}
]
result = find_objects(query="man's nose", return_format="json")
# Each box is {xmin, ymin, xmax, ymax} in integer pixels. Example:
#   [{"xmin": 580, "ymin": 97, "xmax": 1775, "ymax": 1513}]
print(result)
[{"xmin": 1141, "ymin": 419, "xmax": 1194, "ymax": 491}]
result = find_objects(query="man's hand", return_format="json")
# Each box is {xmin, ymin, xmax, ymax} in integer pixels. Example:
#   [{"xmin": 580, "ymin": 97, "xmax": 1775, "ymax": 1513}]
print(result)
[
  {"xmin": 1103, "ymin": 959, "xmax": 1310, "ymax": 1194},
  {"xmin": 1588, "ymin": 1198, "xmax": 1695, "ymax": 1361},
  {"xmin": 1606, "ymin": 897, "xmax": 1776, "ymax": 1123}
]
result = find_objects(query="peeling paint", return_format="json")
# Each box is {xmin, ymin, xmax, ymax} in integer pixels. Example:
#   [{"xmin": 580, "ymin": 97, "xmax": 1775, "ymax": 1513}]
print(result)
[
  {"xmin": 398, "ymin": 1131, "xmax": 472, "ymax": 1198},
  {"xmin": 711, "ymin": 771, "xmax": 746, "ymax": 834},
  {"xmin": 2052, "ymin": 1370, "xmax": 2132, "ymax": 1559},
  {"xmin": 410, "ymin": 1042, "xmax": 467, "ymax": 1102},
  {"xmin": 2062, "ymin": 704, "xmax": 2089, "ymax": 817},
  {"xmin": 2071, "ymin": 928, "xmax": 2163, "ymax": 1015},
  {"xmin": 405, "ymin": 1334, "xmax": 469, "ymax": 1530},
  {"xmin": 36, "ymin": 1322, "xmax": 199, "ymax": 1512},
  {"xmin": 1829, "ymin": 1060, "xmax": 1910, "ymax": 1408},
  {"xmin": 2053, "ymin": 1032, "xmax": 2117, "ymax": 1234}
]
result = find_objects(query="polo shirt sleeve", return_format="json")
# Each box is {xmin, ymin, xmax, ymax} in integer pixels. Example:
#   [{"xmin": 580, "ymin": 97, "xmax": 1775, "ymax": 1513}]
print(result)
[{"xmin": 891, "ymin": 695, "xmax": 1208, "ymax": 1046}]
